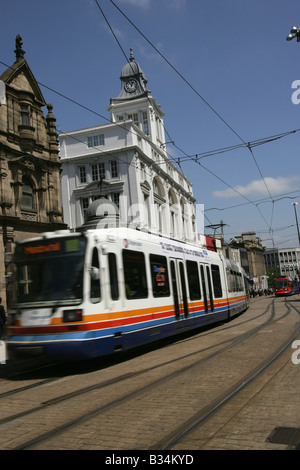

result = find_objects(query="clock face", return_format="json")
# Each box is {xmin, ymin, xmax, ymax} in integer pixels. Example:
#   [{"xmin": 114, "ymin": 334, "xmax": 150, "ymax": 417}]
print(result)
[{"xmin": 125, "ymin": 78, "xmax": 138, "ymax": 93}]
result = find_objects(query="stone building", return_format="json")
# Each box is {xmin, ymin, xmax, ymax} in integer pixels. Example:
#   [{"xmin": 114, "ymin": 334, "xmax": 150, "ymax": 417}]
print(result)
[
  {"xmin": 60, "ymin": 50, "xmax": 197, "ymax": 241},
  {"xmin": 228, "ymin": 232, "xmax": 267, "ymax": 289},
  {"xmin": 0, "ymin": 36, "xmax": 66, "ymax": 307}
]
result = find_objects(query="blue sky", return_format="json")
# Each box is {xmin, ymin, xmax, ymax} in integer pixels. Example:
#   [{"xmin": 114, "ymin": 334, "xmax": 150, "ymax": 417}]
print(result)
[{"xmin": 1, "ymin": 0, "xmax": 300, "ymax": 248}]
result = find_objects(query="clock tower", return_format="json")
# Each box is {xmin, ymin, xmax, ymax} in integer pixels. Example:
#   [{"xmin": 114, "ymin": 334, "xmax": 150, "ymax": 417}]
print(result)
[
  {"xmin": 107, "ymin": 49, "xmax": 166, "ymax": 151},
  {"xmin": 60, "ymin": 48, "xmax": 197, "ymax": 244}
]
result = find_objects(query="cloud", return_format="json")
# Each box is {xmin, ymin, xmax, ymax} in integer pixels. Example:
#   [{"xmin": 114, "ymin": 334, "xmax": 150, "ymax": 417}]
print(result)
[
  {"xmin": 165, "ymin": 0, "xmax": 186, "ymax": 10},
  {"xmin": 117, "ymin": 0, "xmax": 186, "ymax": 10},
  {"xmin": 212, "ymin": 176, "xmax": 300, "ymax": 198},
  {"xmin": 117, "ymin": 0, "xmax": 151, "ymax": 8}
]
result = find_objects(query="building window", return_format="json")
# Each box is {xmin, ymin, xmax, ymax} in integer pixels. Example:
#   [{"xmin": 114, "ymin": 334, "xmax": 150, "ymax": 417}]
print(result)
[
  {"xmin": 110, "ymin": 160, "xmax": 118, "ymax": 178},
  {"xmin": 111, "ymin": 192, "xmax": 120, "ymax": 208},
  {"xmin": 142, "ymin": 111, "xmax": 149, "ymax": 135},
  {"xmin": 140, "ymin": 162, "xmax": 146, "ymax": 181},
  {"xmin": 81, "ymin": 197, "xmax": 89, "ymax": 219},
  {"xmin": 128, "ymin": 113, "xmax": 138, "ymax": 126},
  {"xmin": 92, "ymin": 163, "xmax": 105, "ymax": 181},
  {"xmin": 79, "ymin": 166, "xmax": 86, "ymax": 184},
  {"xmin": 21, "ymin": 104, "xmax": 29, "ymax": 126},
  {"xmin": 20, "ymin": 104, "xmax": 29, "ymax": 126},
  {"xmin": 21, "ymin": 177, "xmax": 34, "ymax": 209},
  {"xmin": 156, "ymin": 117, "xmax": 162, "ymax": 141},
  {"xmin": 88, "ymin": 134, "xmax": 104, "ymax": 147}
]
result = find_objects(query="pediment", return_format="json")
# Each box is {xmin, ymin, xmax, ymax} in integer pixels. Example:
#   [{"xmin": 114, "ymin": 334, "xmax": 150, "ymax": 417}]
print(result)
[
  {"xmin": 0, "ymin": 59, "xmax": 46, "ymax": 106},
  {"xmin": 10, "ymin": 154, "xmax": 48, "ymax": 172}
]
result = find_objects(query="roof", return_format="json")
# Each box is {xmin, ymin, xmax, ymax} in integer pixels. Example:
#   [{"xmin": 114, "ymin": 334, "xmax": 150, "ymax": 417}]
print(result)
[{"xmin": 0, "ymin": 35, "xmax": 46, "ymax": 107}]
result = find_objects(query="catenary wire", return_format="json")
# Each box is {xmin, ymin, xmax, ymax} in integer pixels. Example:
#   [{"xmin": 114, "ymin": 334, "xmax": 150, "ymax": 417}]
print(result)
[
  {"xmin": 0, "ymin": 39, "xmax": 298, "ymax": 240},
  {"xmin": 0, "ymin": 63, "xmax": 287, "ymax": 236}
]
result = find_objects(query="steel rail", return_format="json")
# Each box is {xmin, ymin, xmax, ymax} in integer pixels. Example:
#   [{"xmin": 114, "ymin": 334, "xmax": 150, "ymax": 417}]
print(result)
[
  {"xmin": 11, "ymin": 299, "xmax": 291, "ymax": 450},
  {"xmin": 152, "ymin": 327, "xmax": 300, "ymax": 450}
]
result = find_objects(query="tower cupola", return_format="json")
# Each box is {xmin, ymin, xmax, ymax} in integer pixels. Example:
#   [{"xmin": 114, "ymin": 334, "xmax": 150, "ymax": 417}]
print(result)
[{"xmin": 111, "ymin": 49, "xmax": 149, "ymax": 103}]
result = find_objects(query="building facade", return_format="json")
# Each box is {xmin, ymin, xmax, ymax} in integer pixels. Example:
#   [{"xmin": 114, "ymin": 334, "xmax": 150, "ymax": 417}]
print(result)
[
  {"xmin": 0, "ymin": 36, "xmax": 65, "ymax": 306},
  {"xmin": 228, "ymin": 232, "xmax": 267, "ymax": 289},
  {"xmin": 265, "ymin": 247, "xmax": 300, "ymax": 280},
  {"xmin": 60, "ymin": 50, "xmax": 197, "ymax": 242}
]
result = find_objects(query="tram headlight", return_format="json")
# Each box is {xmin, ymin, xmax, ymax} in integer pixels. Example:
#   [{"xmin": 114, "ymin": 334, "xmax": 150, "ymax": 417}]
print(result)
[{"xmin": 63, "ymin": 309, "xmax": 83, "ymax": 322}]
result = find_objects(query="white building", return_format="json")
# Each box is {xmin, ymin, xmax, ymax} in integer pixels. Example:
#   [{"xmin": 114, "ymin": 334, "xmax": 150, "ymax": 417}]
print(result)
[
  {"xmin": 278, "ymin": 248, "xmax": 300, "ymax": 279},
  {"xmin": 59, "ymin": 50, "xmax": 197, "ymax": 242},
  {"xmin": 265, "ymin": 247, "xmax": 300, "ymax": 280}
]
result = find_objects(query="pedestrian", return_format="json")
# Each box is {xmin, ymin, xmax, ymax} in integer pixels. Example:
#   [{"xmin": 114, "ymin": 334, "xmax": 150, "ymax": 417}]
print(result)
[{"xmin": 0, "ymin": 298, "xmax": 6, "ymax": 340}]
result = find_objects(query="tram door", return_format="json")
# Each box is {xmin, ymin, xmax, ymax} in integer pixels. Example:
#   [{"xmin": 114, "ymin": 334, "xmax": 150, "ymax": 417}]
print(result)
[
  {"xmin": 206, "ymin": 265, "xmax": 214, "ymax": 312},
  {"xmin": 170, "ymin": 259, "xmax": 189, "ymax": 320},
  {"xmin": 200, "ymin": 264, "xmax": 214, "ymax": 313},
  {"xmin": 200, "ymin": 265, "xmax": 208, "ymax": 313}
]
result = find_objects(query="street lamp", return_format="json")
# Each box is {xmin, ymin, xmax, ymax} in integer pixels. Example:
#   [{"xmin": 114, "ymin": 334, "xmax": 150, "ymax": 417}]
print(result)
[
  {"xmin": 291, "ymin": 202, "xmax": 300, "ymax": 246},
  {"xmin": 286, "ymin": 26, "xmax": 300, "ymax": 42}
]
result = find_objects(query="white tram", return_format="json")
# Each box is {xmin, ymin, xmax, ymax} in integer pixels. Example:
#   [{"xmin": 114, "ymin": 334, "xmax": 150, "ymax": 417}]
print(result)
[{"xmin": 7, "ymin": 227, "xmax": 249, "ymax": 359}]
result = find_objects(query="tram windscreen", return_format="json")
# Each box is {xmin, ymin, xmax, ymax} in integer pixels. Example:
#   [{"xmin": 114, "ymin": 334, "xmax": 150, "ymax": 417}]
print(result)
[
  {"xmin": 274, "ymin": 278, "xmax": 287, "ymax": 289},
  {"xmin": 14, "ymin": 236, "xmax": 87, "ymax": 306}
]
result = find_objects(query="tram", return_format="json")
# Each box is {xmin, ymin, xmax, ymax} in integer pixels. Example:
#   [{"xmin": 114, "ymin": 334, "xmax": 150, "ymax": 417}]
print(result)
[
  {"xmin": 273, "ymin": 276, "xmax": 300, "ymax": 296},
  {"xmin": 7, "ymin": 227, "xmax": 250, "ymax": 360}
]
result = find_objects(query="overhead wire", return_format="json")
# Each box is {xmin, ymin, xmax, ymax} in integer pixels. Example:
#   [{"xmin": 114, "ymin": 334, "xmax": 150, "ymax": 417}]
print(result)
[
  {"xmin": 107, "ymin": 0, "xmax": 246, "ymax": 144},
  {"xmin": 205, "ymin": 190, "xmax": 300, "ymax": 212},
  {"xmin": 0, "ymin": 58, "xmax": 297, "ymax": 169},
  {"xmin": 1, "ymin": 7, "xmax": 298, "ymax": 241},
  {"xmin": 2, "ymin": 58, "xmax": 296, "ymax": 212}
]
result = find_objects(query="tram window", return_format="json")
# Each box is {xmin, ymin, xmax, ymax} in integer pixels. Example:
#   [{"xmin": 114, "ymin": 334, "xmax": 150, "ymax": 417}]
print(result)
[
  {"xmin": 226, "ymin": 267, "xmax": 232, "ymax": 292},
  {"xmin": 206, "ymin": 266, "xmax": 214, "ymax": 311},
  {"xmin": 211, "ymin": 264, "xmax": 223, "ymax": 298},
  {"xmin": 186, "ymin": 260, "xmax": 201, "ymax": 300},
  {"xmin": 149, "ymin": 254, "xmax": 170, "ymax": 297},
  {"xmin": 244, "ymin": 276, "xmax": 249, "ymax": 293},
  {"xmin": 238, "ymin": 273, "xmax": 242, "ymax": 291},
  {"xmin": 123, "ymin": 250, "xmax": 148, "ymax": 299},
  {"xmin": 230, "ymin": 270, "xmax": 237, "ymax": 292},
  {"xmin": 90, "ymin": 247, "xmax": 101, "ymax": 303},
  {"xmin": 108, "ymin": 253, "xmax": 119, "ymax": 300}
]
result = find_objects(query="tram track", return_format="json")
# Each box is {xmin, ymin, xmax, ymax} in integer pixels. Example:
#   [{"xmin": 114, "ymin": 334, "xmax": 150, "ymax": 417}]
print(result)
[
  {"xmin": 0, "ymin": 299, "xmax": 274, "ymax": 406},
  {"xmin": 0, "ymin": 297, "xmax": 272, "ymax": 399},
  {"xmin": 0, "ymin": 299, "xmax": 274, "ymax": 392},
  {"xmin": 151, "ymin": 326, "xmax": 300, "ymax": 449},
  {"xmin": 0, "ymin": 296, "xmax": 297, "ymax": 450}
]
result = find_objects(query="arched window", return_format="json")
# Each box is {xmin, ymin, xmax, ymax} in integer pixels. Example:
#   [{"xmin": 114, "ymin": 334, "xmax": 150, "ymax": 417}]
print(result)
[
  {"xmin": 153, "ymin": 177, "xmax": 165, "ymax": 198},
  {"xmin": 21, "ymin": 177, "xmax": 34, "ymax": 209}
]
